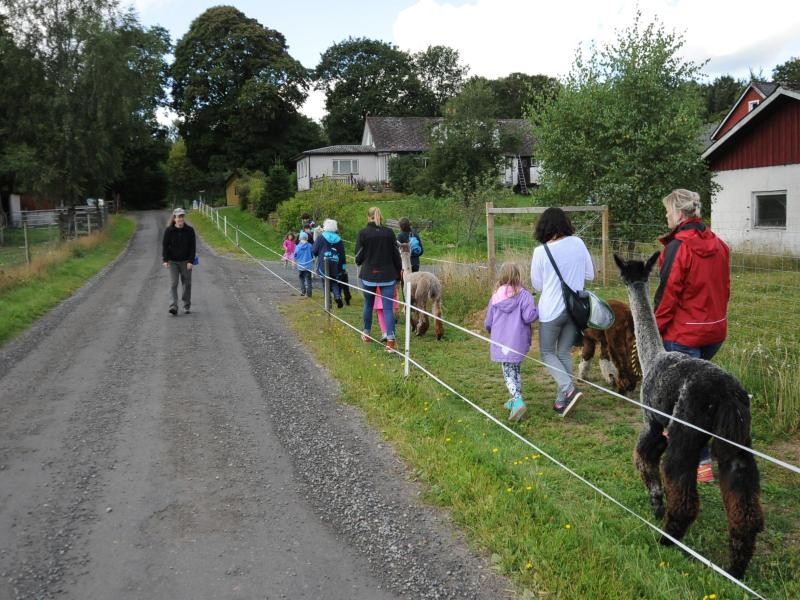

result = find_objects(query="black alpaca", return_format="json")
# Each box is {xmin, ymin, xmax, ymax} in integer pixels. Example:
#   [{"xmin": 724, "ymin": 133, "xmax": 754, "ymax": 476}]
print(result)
[{"xmin": 614, "ymin": 252, "xmax": 764, "ymax": 579}]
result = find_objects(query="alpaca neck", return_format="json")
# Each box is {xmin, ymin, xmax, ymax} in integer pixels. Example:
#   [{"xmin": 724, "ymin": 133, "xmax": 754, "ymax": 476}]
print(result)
[
  {"xmin": 400, "ymin": 251, "xmax": 411, "ymax": 272},
  {"xmin": 625, "ymin": 281, "xmax": 664, "ymax": 372}
]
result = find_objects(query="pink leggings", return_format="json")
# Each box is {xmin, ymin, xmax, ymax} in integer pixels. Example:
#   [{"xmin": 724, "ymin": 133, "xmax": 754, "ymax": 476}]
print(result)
[{"xmin": 374, "ymin": 287, "xmax": 399, "ymax": 334}]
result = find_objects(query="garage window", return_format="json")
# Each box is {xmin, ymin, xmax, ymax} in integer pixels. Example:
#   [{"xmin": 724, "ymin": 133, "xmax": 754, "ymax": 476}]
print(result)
[
  {"xmin": 333, "ymin": 159, "xmax": 358, "ymax": 175},
  {"xmin": 754, "ymin": 191, "xmax": 786, "ymax": 228}
]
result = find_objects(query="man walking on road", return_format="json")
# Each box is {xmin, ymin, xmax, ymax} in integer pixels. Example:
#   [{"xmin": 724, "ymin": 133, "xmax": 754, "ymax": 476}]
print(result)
[{"xmin": 162, "ymin": 207, "xmax": 196, "ymax": 314}]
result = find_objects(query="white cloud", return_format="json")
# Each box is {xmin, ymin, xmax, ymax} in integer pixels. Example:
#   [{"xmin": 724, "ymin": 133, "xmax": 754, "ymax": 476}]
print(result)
[{"xmin": 393, "ymin": 0, "xmax": 800, "ymax": 82}]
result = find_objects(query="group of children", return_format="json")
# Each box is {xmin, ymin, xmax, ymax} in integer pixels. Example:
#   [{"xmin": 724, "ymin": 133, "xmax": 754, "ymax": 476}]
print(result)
[{"xmin": 285, "ymin": 219, "xmax": 537, "ymax": 422}]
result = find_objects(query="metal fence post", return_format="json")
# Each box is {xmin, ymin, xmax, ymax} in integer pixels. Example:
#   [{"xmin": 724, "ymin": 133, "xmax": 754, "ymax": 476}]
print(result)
[
  {"xmin": 324, "ymin": 257, "xmax": 331, "ymax": 319},
  {"xmin": 404, "ymin": 279, "xmax": 412, "ymax": 376},
  {"xmin": 235, "ymin": 225, "xmax": 240, "ymax": 247},
  {"xmin": 224, "ymin": 215, "xmax": 227, "ymax": 238}
]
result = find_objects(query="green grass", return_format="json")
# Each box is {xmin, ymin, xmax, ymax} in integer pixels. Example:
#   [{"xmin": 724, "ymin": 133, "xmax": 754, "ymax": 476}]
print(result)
[
  {"xmin": 0, "ymin": 216, "xmax": 135, "ymax": 344},
  {"xmin": 193, "ymin": 204, "xmax": 800, "ymax": 600}
]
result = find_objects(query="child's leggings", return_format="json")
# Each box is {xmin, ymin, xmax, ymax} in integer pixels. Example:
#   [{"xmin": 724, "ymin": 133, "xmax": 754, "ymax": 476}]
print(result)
[{"xmin": 501, "ymin": 362, "xmax": 522, "ymax": 398}]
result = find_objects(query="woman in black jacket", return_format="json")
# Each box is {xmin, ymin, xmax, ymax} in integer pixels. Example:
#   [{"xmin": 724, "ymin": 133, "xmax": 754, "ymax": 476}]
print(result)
[
  {"xmin": 162, "ymin": 208, "xmax": 196, "ymax": 315},
  {"xmin": 355, "ymin": 207, "xmax": 402, "ymax": 351}
]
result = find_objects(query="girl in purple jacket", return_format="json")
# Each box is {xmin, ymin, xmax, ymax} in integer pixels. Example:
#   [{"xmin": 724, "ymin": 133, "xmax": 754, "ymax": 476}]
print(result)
[{"xmin": 484, "ymin": 262, "xmax": 539, "ymax": 422}]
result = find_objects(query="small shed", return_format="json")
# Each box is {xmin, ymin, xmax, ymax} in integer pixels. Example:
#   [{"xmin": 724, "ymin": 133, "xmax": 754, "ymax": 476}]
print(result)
[{"xmin": 225, "ymin": 171, "xmax": 241, "ymax": 207}]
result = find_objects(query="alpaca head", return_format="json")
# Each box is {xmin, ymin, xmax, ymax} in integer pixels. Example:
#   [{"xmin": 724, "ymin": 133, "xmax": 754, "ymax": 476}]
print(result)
[{"xmin": 613, "ymin": 252, "xmax": 660, "ymax": 285}]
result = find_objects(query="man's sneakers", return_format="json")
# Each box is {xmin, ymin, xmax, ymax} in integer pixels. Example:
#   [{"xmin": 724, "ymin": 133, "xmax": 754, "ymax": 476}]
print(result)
[
  {"xmin": 697, "ymin": 459, "xmax": 715, "ymax": 484},
  {"xmin": 184, "ymin": 306, "xmax": 191, "ymax": 314},
  {"xmin": 335, "ymin": 297, "xmax": 344, "ymax": 308},
  {"xmin": 554, "ymin": 387, "xmax": 583, "ymax": 417},
  {"xmin": 508, "ymin": 396, "xmax": 527, "ymax": 422},
  {"xmin": 168, "ymin": 305, "xmax": 178, "ymax": 315}
]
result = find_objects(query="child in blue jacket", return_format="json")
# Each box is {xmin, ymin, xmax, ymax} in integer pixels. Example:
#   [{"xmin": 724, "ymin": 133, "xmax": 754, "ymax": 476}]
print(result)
[{"xmin": 294, "ymin": 231, "xmax": 314, "ymax": 297}]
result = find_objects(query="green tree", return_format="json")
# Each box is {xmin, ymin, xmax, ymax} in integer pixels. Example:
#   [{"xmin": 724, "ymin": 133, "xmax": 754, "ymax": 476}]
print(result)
[
  {"xmin": 315, "ymin": 37, "xmax": 426, "ymax": 144},
  {"xmin": 1, "ymin": 1, "xmax": 170, "ymax": 204},
  {"xmin": 261, "ymin": 163, "xmax": 292, "ymax": 218},
  {"xmin": 699, "ymin": 75, "xmax": 746, "ymax": 123},
  {"xmin": 171, "ymin": 6, "xmax": 309, "ymax": 172},
  {"xmin": 772, "ymin": 56, "xmax": 800, "ymax": 88},
  {"xmin": 165, "ymin": 139, "xmax": 206, "ymax": 207},
  {"xmin": 412, "ymin": 45, "xmax": 469, "ymax": 115},
  {"xmin": 533, "ymin": 13, "xmax": 712, "ymax": 238},
  {"xmin": 481, "ymin": 72, "xmax": 561, "ymax": 118}
]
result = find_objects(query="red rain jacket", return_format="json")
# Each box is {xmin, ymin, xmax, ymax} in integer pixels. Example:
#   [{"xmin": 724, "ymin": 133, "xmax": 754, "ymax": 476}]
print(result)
[{"xmin": 654, "ymin": 218, "xmax": 730, "ymax": 348}]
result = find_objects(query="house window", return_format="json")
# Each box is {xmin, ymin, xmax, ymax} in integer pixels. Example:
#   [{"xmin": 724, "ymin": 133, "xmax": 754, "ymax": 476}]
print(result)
[
  {"xmin": 297, "ymin": 160, "xmax": 307, "ymax": 178},
  {"xmin": 754, "ymin": 191, "xmax": 786, "ymax": 228},
  {"xmin": 748, "ymin": 100, "xmax": 759, "ymax": 112},
  {"xmin": 332, "ymin": 159, "xmax": 358, "ymax": 175}
]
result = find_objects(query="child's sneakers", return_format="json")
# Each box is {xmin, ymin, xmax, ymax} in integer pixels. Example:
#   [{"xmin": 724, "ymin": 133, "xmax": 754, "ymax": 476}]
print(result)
[
  {"xmin": 508, "ymin": 396, "xmax": 527, "ymax": 422},
  {"xmin": 384, "ymin": 339, "xmax": 396, "ymax": 353},
  {"xmin": 361, "ymin": 331, "xmax": 371, "ymax": 343}
]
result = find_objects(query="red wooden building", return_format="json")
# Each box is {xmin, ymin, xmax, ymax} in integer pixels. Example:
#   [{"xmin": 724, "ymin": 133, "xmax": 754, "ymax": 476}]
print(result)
[{"xmin": 702, "ymin": 82, "xmax": 800, "ymax": 254}]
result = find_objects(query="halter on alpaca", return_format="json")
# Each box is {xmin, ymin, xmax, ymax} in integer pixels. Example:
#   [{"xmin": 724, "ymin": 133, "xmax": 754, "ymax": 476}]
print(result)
[
  {"xmin": 398, "ymin": 243, "xmax": 444, "ymax": 339},
  {"xmin": 614, "ymin": 252, "xmax": 763, "ymax": 579}
]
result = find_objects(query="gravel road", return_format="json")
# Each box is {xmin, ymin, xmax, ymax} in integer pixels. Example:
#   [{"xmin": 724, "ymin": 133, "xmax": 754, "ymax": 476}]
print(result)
[{"xmin": 0, "ymin": 211, "xmax": 512, "ymax": 600}]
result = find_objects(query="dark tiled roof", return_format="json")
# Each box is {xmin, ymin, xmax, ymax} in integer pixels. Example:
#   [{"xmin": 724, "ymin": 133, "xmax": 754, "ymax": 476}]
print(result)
[
  {"xmin": 752, "ymin": 81, "xmax": 778, "ymax": 97},
  {"xmin": 366, "ymin": 117, "xmax": 441, "ymax": 152},
  {"xmin": 365, "ymin": 116, "xmax": 535, "ymax": 156},
  {"xmin": 302, "ymin": 145, "xmax": 377, "ymax": 155}
]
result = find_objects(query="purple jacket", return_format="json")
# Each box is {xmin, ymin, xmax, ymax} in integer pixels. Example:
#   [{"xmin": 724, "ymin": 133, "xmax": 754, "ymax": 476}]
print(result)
[{"xmin": 484, "ymin": 285, "xmax": 538, "ymax": 363}]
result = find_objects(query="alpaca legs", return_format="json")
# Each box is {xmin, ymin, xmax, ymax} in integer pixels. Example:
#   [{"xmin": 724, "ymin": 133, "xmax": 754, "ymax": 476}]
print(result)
[
  {"xmin": 578, "ymin": 335, "xmax": 596, "ymax": 380},
  {"xmin": 634, "ymin": 422, "xmax": 668, "ymax": 519},
  {"xmin": 659, "ymin": 426, "xmax": 707, "ymax": 544},
  {"xmin": 714, "ymin": 442, "xmax": 764, "ymax": 578},
  {"xmin": 432, "ymin": 299, "xmax": 444, "ymax": 339}
]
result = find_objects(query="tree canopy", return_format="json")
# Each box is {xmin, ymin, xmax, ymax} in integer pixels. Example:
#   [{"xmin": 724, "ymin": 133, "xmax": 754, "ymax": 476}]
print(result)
[
  {"xmin": 171, "ymin": 6, "xmax": 314, "ymax": 172},
  {"xmin": 1, "ymin": 0, "xmax": 171, "ymax": 206},
  {"xmin": 533, "ymin": 13, "xmax": 712, "ymax": 236},
  {"xmin": 773, "ymin": 56, "xmax": 800, "ymax": 89}
]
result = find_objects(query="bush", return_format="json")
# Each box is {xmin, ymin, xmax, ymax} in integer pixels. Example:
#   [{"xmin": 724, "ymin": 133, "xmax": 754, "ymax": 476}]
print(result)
[
  {"xmin": 261, "ymin": 164, "xmax": 292, "ymax": 218},
  {"xmin": 388, "ymin": 154, "xmax": 424, "ymax": 193}
]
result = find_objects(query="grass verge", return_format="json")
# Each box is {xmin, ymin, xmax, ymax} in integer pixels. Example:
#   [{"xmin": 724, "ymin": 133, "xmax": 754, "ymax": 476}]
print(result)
[
  {"xmin": 0, "ymin": 215, "xmax": 136, "ymax": 345},
  {"xmin": 194, "ymin": 207, "xmax": 799, "ymax": 600}
]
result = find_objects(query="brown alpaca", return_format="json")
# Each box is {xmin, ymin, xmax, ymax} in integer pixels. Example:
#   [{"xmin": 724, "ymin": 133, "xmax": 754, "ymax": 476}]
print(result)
[
  {"xmin": 398, "ymin": 243, "xmax": 444, "ymax": 339},
  {"xmin": 578, "ymin": 299, "xmax": 641, "ymax": 394}
]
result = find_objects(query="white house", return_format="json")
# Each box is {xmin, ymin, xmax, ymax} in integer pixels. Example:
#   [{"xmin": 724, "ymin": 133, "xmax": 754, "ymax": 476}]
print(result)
[
  {"xmin": 294, "ymin": 116, "xmax": 538, "ymax": 192},
  {"xmin": 702, "ymin": 82, "xmax": 800, "ymax": 254}
]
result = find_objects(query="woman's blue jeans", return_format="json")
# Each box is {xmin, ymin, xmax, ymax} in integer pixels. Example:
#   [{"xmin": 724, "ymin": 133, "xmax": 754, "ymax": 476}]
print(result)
[{"xmin": 362, "ymin": 281, "xmax": 396, "ymax": 340}]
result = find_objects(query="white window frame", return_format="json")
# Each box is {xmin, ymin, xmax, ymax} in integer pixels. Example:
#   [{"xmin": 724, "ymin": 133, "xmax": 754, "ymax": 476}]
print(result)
[
  {"xmin": 332, "ymin": 159, "xmax": 359, "ymax": 175},
  {"xmin": 748, "ymin": 100, "xmax": 759, "ymax": 112},
  {"xmin": 753, "ymin": 190, "xmax": 787, "ymax": 229},
  {"xmin": 297, "ymin": 159, "xmax": 307, "ymax": 178}
]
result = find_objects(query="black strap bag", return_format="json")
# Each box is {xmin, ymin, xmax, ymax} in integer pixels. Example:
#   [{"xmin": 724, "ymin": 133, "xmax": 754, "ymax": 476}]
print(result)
[{"xmin": 543, "ymin": 243, "xmax": 591, "ymax": 331}]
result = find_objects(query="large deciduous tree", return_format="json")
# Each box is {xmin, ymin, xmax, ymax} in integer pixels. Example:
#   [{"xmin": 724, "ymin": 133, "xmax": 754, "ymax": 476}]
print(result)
[
  {"xmin": 699, "ymin": 75, "xmax": 746, "ymax": 123},
  {"xmin": 171, "ymin": 6, "xmax": 310, "ymax": 172},
  {"xmin": 1, "ymin": 0, "xmax": 170, "ymax": 206},
  {"xmin": 412, "ymin": 45, "xmax": 469, "ymax": 115},
  {"xmin": 533, "ymin": 13, "xmax": 712, "ymax": 237},
  {"xmin": 315, "ymin": 37, "xmax": 426, "ymax": 144}
]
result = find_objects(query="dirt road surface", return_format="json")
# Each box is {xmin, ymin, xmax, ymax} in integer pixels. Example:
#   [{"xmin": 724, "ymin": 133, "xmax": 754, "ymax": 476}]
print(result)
[{"xmin": 0, "ymin": 212, "xmax": 511, "ymax": 600}]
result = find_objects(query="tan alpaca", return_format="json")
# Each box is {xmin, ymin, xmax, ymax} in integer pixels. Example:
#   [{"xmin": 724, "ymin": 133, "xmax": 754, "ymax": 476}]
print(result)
[{"xmin": 398, "ymin": 243, "xmax": 444, "ymax": 339}]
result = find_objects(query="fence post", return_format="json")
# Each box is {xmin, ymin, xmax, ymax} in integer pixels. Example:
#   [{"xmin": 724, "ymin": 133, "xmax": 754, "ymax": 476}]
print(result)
[
  {"xmin": 23, "ymin": 219, "xmax": 31, "ymax": 264},
  {"xmin": 235, "ymin": 225, "xmax": 240, "ymax": 247},
  {"xmin": 224, "ymin": 215, "xmax": 228, "ymax": 238},
  {"xmin": 404, "ymin": 279, "xmax": 412, "ymax": 377},
  {"xmin": 486, "ymin": 201, "xmax": 495, "ymax": 278},
  {"xmin": 215, "ymin": 210, "xmax": 220, "ymax": 229},
  {"xmin": 324, "ymin": 257, "xmax": 331, "ymax": 320},
  {"xmin": 601, "ymin": 205, "xmax": 609, "ymax": 286},
  {"xmin": 87, "ymin": 212, "xmax": 92, "ymax": 235}
]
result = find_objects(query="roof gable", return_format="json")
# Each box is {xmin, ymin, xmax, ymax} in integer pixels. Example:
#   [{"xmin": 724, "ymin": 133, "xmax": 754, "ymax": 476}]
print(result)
[
  {"xmin": 702, "ymin": 86, "xmax": 800, "ymax": 164},
  {"xmin": 711, "ymin": 81, "xmax": 777, "ymax": 141}
]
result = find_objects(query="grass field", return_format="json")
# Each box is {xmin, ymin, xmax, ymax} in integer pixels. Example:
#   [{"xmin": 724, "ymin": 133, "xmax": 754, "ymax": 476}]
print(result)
[
  {"xmin": 191, "ymin": 204, "xmax": 800, "ymax": 600},
  {"xmin": 0, "ymin": 215, "xmax": 135, "ymax": 345}
]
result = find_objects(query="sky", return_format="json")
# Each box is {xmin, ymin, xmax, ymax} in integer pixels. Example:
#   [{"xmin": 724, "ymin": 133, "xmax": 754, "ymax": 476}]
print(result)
[{"xmin": 133, "ymin": 0, "xmax": 800, "ymax": 123}]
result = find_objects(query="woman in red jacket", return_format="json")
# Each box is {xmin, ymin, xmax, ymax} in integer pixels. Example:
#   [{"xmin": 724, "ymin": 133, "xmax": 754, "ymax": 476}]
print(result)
[{"xmin": 655, "ymin": 188, "xmax": 731, "ymax": 482}]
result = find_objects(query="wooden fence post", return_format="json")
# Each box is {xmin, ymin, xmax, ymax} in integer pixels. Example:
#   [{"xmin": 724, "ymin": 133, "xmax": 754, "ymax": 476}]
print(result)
[{"xmin": 486, "ymin": 201, "xmax": 495, "ymax": 277}]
